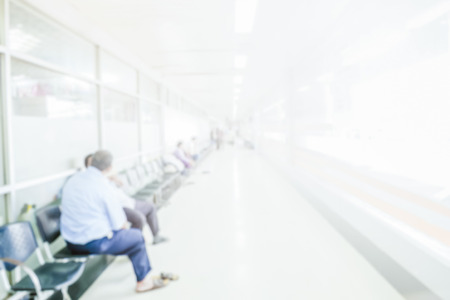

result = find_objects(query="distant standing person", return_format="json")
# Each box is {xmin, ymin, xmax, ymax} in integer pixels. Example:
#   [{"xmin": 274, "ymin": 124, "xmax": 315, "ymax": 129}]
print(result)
[{"xmin": 216, "ymin": 128, "xmax": 224, "ymax": 150}]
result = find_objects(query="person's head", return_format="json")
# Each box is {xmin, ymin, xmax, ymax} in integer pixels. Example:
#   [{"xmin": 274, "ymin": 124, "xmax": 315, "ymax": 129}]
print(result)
[
  {"xmin": 84, "ymin": 154, "xmax": 93, "ymax": 168},
  {"xmin": 90, "ymin": 150, "xmax": 113, "ymax": 173},
  {"xmin": 177, "ymin": 141, "xmax": 183, "ymax": 148}
]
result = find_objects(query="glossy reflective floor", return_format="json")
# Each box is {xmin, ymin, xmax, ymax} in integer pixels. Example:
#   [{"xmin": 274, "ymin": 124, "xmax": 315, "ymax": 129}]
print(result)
[{"xmin": 81, "ymin": 147, "xmax": 403, "ymax": 300}]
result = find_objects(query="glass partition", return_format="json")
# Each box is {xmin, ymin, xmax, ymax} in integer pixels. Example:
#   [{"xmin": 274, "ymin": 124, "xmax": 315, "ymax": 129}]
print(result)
[
  {"xmin": 101, "ymin": 51, "xmax": 137, "ymax": 93},
  {"xmin": 168, "ymin": 93, "xmax": 180, "ymax": 109},
  {"xmin": 11, "ymin": 59, "xmax": 98, "ymax": 181},
  {"xmin": 140, "ymin": 74, "xmax": 159, "ymax": 101},
  {"xmin": 141, "ymin": 101, "xmax": 162, "ymax": 154},
  {"xmin": 114, "ymin": 156, "xmax": 140, "ymax": 174},
  {"xmin": 103, "ymin": 88, "xmax": 139, "ymax": 158},
  {"xmin": 14, "ymin": 177, "xmax": 66, "ymax": 220},
  {"xmin": 9, "ymin": 2, "xmax": 96, "ymax": 79},
  {"xmin": 160, "ymin": 87, "xmax": 168, "ymax": 105}
]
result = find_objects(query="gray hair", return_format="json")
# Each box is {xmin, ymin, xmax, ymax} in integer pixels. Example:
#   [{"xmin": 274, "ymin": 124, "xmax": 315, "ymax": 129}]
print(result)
[{"xmin": 91, "ymin": 150, "xmax": 113, "ymax": 171}]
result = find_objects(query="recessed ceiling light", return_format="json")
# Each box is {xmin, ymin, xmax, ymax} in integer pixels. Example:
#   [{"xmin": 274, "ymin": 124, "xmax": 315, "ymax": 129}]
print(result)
[
  {"xmin": 235, "ymin": 0, "xmax": 258, "ymax": 34},
  {"xmin": 317, "ymin": 72, "xmax": 334, "ymax": 83},
  {"xmin": 297, "ymin": 86, "xmax": 310, "ymax": 92},
  {"xmin": 234, "ymin": 75, "xmax": 244, "ymax": 84},
  {"xmin": 235, "ymin": 55, "xmax": 247, "ymax": 69}
]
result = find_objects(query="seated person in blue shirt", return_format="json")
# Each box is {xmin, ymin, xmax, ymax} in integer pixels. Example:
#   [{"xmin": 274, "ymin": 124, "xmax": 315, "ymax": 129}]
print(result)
[
  {"xmin": 61, "ymin": 150, "xmax": 168, "ymax": 292},
  {"xmin": 84, "ymin": 154, "xmax": 167, "ymax": 245}
]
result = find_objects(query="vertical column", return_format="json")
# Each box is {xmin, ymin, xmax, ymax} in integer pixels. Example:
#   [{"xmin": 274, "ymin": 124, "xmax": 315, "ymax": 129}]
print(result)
[
  {"xmin": 136, "ymin": 71, "xmax": 143, "ymax": 163},
  {"xmin": 160, "ymin": 86, "xmax": 167, "ymax": 153},
  {"xmin": 286, "ymin": 68, "xmax": 296, "ymax": 164},
  {"xmin": 0, "ymin": 0, "xmax": 4, "ymax": 46},
  {"xmin": 324, "ymin": 84, "xmax": 334, "ymax": 124},
  {"xmin": 2, "ymin": 0, "xmax": 16, "ymax": 223},
  {"xmin": 96, "ymin": 46, "xmax": 104, "ymax": 149},
  {"xmin": 0, "ymin": 0, "xmax": 7, "ymax": 226}
]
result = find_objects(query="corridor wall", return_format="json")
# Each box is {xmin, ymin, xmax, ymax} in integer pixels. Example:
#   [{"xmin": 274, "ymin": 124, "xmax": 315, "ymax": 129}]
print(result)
[
  {"xmin": 0, "ymin": 0, "xmax": 209, "ymax": 228},
  {"xmin": 244, "ymin": 2, "xmax": 450, "ymax": 298}
]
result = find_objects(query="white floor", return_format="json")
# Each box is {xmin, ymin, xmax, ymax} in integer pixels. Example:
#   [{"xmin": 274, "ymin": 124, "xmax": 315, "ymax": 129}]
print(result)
[{"xmin": 81, "ymin": 148, "xmax": 404, "ymax": 300}]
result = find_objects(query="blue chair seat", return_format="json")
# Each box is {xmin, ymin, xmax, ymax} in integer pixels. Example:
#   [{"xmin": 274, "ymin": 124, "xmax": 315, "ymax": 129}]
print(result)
[
  {"xmin": 12, "ymin": 261, "xmax": 84, "ymax": 291},
  {"xmin": 53, "ymin": 246, "xmax": 91, "ymax": 259}
]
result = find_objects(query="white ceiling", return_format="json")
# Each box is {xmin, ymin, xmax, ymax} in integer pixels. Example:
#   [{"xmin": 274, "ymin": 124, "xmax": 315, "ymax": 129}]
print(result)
[
  {"xmin": 61, "ymin": 0, "xmax": 236, "ymax": 119},
  {"xmin": 58, "ymin": 0, "xmax": 441, "ymax": 120}
]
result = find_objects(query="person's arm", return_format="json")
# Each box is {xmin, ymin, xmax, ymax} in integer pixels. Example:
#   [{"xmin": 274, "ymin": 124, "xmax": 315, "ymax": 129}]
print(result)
[
  {"xmin": 108, "ymin": 174, "xmax": 124, "ymax": 187},
  {"xmin": 103, "ymin": 187, "xmax": 127, "ymax": 231}
]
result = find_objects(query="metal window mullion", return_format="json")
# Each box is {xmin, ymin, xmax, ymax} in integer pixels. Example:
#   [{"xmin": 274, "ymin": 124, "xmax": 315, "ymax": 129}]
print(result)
[
  {"xmin": 14, "ymin": 168, "xmax": 76, "ymax": 191},
  {"xmin": 0, "ymin": 185, "xmax": 11, "ymax": 195},
  {"xmin": 10, "ymin": 51, "xmax": 100, "ymax": 86},
  {"xmin": 96, "ymin": 46, "xmax": 104, "ymax": 149},
  {"xmin": 2, "ymin": 0, "xmax": 17, "ymax": 221},
  {"xmin": 160, "ymin": 105, "xmax": 166, "ymax": 153},
  {"xmin": 0, "ymin": 0, "xmax": 7, "ymax": 225},
  {"xmin": 137, "ymin": 71, "xmax": 143, "ymax": 164},
  {"xmin": 98, "ymin": 86, "xmax": 104, "ymax": 149}
]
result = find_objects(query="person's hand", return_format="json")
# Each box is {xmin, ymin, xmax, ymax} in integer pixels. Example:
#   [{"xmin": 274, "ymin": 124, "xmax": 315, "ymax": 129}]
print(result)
[{"xmin": 109, "ymin": 174, "xmax": 124, "ymax": 187}]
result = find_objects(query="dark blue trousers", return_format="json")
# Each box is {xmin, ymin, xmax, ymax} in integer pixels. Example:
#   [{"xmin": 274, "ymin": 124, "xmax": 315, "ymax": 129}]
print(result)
[{"xmin": 67, "ymin": 228, "xmax": 151, "ymax": 281}]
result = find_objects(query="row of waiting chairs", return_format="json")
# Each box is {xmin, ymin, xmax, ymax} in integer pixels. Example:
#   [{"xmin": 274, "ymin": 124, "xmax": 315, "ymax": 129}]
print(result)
[
  {"xmin": 0, "ymin": 145, "xmax": 214, "ymax": 300},
  {"xmin": 0, "ymin": 159, "xmax": 179, "ymax": 299},
  {"xmin": 0, "ymin": 220, "xmax": 84, "ymax": 300},
  {"xmin": 1, "ymin": 202, "xmax": 107, "ymax": 300},
  {"xmin": 120, "ymin": 142, "xmax": 214, "ymax": 205},
  {"xmin": 117, "ymin": 158, "xmax": 182, "ymax": 208}
]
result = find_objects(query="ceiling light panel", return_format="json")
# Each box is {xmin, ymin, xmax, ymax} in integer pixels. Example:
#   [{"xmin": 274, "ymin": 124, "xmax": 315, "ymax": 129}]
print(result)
[
  {"xmin": 234, "ymin": 75, "xmax": 244, "ymax": 84},
  {"xmin": 235, "ymin": 0, "xmax": 258, "ymax": 34},
  {"xmin": 235, "ymin": 55, "xmax": 247, "ymax": 68}
]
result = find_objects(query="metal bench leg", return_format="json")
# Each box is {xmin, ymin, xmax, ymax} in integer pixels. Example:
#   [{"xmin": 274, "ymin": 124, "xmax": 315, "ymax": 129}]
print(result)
[{"xmin": 61, "ymin": 287, "xmax": 71, "ymax": 300}]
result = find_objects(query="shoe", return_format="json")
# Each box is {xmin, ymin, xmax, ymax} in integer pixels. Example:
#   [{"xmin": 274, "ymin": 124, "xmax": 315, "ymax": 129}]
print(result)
[
  {"xmin": 152, "ymin": 235, "xmax": 168, "ymax": 245},
  {"xmin": 136, "ymin": 278, "xmax": 169, "ymax": 293},
  {"xmin": 160, "ymin": 272, "xmax": 179, "ymax": 281}
]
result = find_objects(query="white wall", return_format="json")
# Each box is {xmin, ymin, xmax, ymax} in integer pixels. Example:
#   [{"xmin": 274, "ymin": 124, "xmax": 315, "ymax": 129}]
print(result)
[
  {"xmin": 163, "ymin": 107, "xmax": 210, "ymax": 151},
  {"xmin": 248, "ymin": 2, "xmax": 450, "ymax": 298}
]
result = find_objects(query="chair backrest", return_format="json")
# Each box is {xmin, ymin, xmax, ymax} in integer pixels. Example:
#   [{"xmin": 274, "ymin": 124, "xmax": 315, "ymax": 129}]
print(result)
[
  {"xmin": 136, "ymin": 165, "xmax": 147, "ymax": 180},
  {"xmin": 35, "ymin": 205, "xmax": 61, "ymax": 244},
  {"xmin": 162, "ymin": 154, "xmax": 185, "ymax": 171},
  {"xmin": 156, "ymin": 157, "xmax": 165, "ymax": 169},
  {"xmin": 126, "ymin": 168, "xmax": 141, "ymax": 187},
  {"xmin": 0, "ymin": 222, "xmax": 38, "ymax": 271},
  {"xmin": 151, "ymin": 161, "xmax": 164, "ymax": 176},
  {"xmin": 143, "ymin": 162, "xmax": 153, "ymax": 175},
  {"xmin": 117, "ymin": 172, "xmax": 134, "ymax": 194},
  {"xmin": 138, "ymin": 165, "xmax": 157, "ymax": 183}
]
